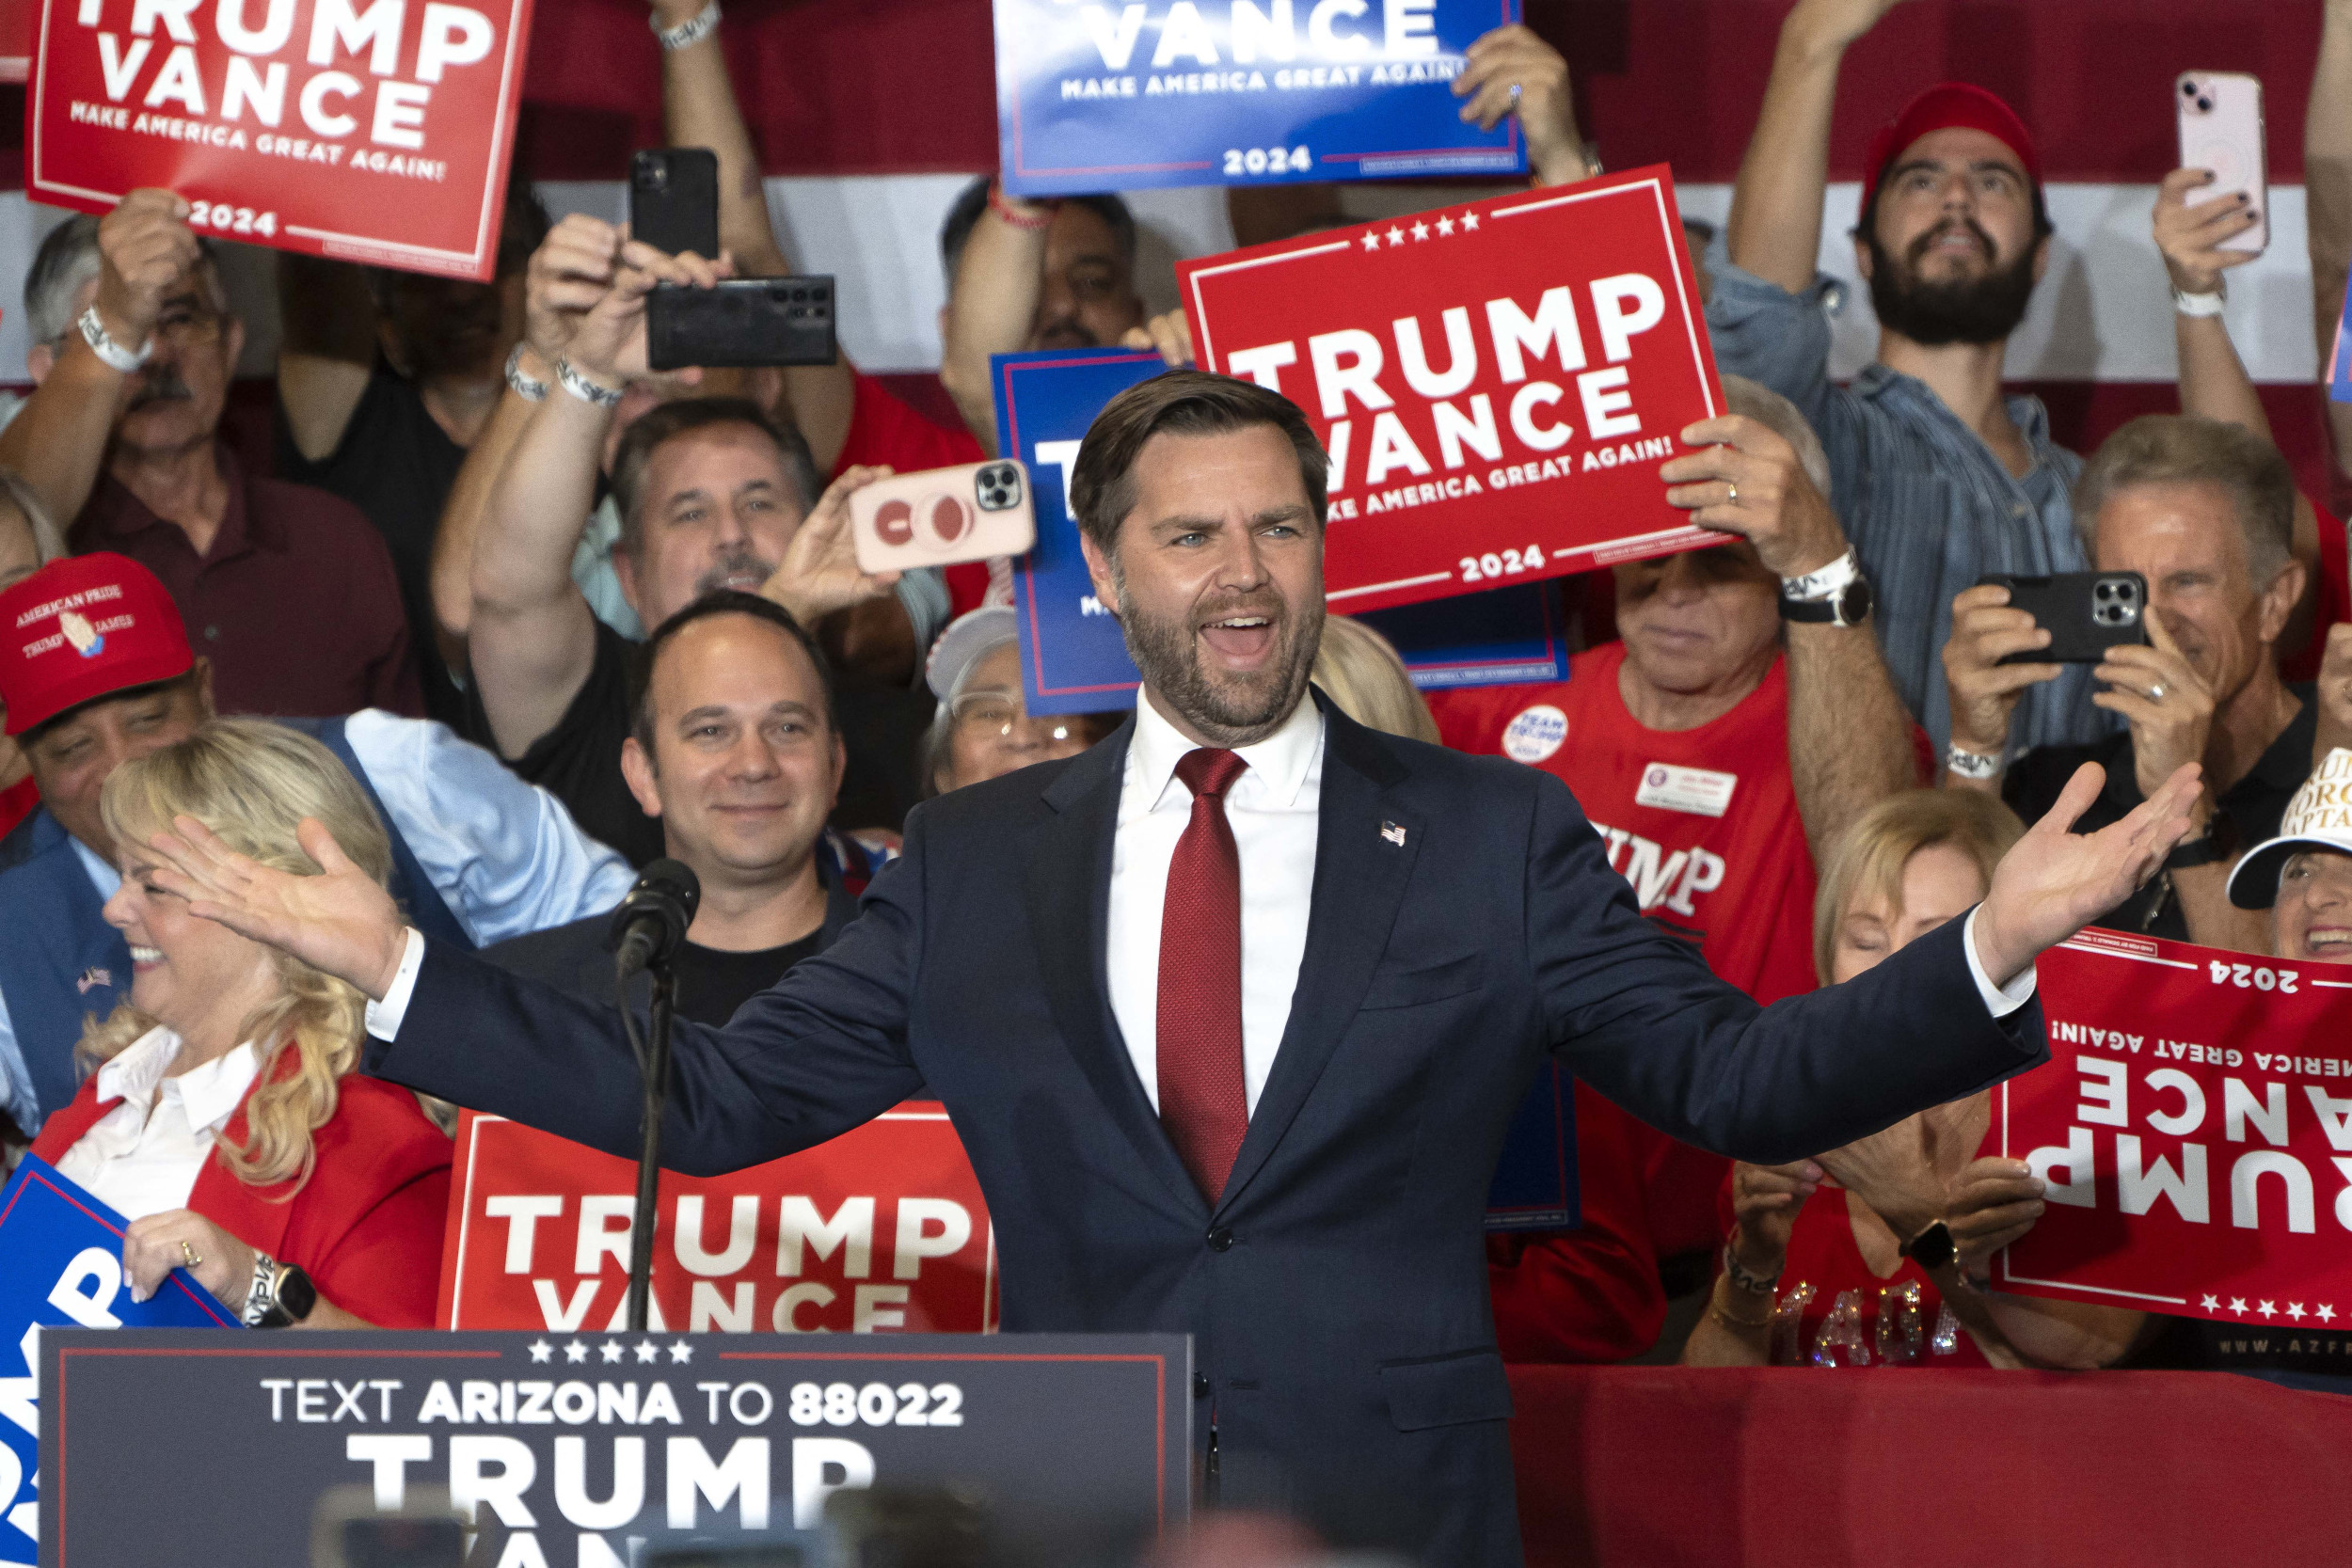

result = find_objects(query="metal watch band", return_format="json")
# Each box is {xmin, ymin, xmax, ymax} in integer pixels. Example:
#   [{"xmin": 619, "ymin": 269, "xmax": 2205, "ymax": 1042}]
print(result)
[
  {"xmin": 554, "ymin": 356, "xmax": 626, "ymax": 408},
  {"xmin": 2172, "ymin": 283, "xmax": 2227, "ymax": 318},
  {"xmin": 1780, "ymin": 548, "xmax": 1860, "ymax": 603},
  {"xmin": 241, "ymin": 1251, "xmax": 280, "ymax": 1327},
  {"xmin": 652, "ymin": 0, "xmax": 721, "ymax": 51},
  {"xmin": 76, "ymin": 305, "xmax": 151, "ymax": 372},
  {"xmin": 504, "ymin": 343, "xmax": 548, "ymax": 404},
  {"xmin": 1946, "ymin": 744, "xmax": 2003, "ymax": 781}
]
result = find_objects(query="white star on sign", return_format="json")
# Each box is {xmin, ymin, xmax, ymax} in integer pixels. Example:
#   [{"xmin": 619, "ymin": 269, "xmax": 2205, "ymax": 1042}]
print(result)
[
  {"xmin": 1435, "ymin": 216, "xmax": 1454, "ymax": 236},
  {"xmin": 2288, "ymin": 1302, "xmax": 2308, "ymax": 1321},
  {"xmin": 1386, "ymin": 226, "xmax": 1405, "ymax": 246},
  {"xmin": 2258, "ymin": 1300, "xmax": 2278, "ymax": 1318},
  {"xmin": 1410, "ymin": 221, "xmax": 1430, "ymax": 241},
  {"xmin": 564, "ymin": 1340, "xmax": 590, "ymax": 1363},
  {"xmin": 669, "ymin": 1341, "xmax": 694, "ymax": 1363},
  {"xmin": 2320, "ymin": 1305, "xmax": 2338, "ymax": 1323},
  {"xmin": 1460, "ymin": 212, "xmax": 1481, "ymax": 231},
  {"xmin": 1359, "ymin": 231, "xmax": 1380, "ymax": 252},
  {"xmin": 527, "ymin": 1339, "xmax": 553, "ymax": 1364},
  {"xmin": 2201, "ymin": 1295, "xmax": 2221, "ymax": 1312},
  {"xmin": 635, "ymin": 1339, "xmax": 660, "ymax": 1363},
  {"xmin": 601, "ymin": 1340, "xmax": 626, "ymax": 1363},
  {"xmin": 2229, "ymin": 1298, "xmax": 2249, "ymax": 1314}
]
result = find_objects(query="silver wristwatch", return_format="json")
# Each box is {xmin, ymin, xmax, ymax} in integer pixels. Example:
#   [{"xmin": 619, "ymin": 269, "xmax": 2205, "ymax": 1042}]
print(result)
[
  {"xmin": 77, "ymin": 305, "xmax": 152, "ymax": 372},
  {"xmin": 504, "ymin": 343, "xmax": 548, "ymax": 403}
]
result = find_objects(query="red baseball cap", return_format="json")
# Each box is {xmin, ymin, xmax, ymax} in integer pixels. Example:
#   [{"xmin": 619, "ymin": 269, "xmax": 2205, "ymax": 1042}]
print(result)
[
  {"xmin": 0, "ymin": 554, "xmax": 195, "ymax": 736},
  {"xmin": 1862, "ymin": 82, "xmax": 2042, "ymax": 212}
]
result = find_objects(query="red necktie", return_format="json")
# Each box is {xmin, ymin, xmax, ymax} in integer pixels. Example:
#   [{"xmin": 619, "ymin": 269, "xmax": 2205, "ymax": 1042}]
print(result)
[{"xmin": 1157, "ymin": 747, "xmax": 1251, "ymax": 1204}]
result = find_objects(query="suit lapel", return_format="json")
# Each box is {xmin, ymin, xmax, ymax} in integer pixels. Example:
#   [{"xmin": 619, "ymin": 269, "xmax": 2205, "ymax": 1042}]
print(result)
[
  {"xmin": 1025, "ymin": 723, "xmax": 1207, "ymax": 1217},
  {"xmin": 1215, "ymin": 700, "xmax": 1419, "ymax": 1216}
]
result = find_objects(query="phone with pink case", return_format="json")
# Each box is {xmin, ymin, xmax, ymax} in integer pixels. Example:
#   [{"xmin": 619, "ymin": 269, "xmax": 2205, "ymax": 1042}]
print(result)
[
  {"xmin": 2177, "ymin": 71, "xmax": 2268, "ymax": 255},
  {"xmin": 849, "ymin": 460, "xmax": 1037, "ymax": 573}
]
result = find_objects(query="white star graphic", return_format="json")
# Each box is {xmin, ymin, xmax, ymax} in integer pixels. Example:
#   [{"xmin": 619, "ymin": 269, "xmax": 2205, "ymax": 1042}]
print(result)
[
  {"xmin": 2319, "ymin": 1304, "xmax": 2337, "ymax": 1323},
  {"xmin": 669, "ymin": 1340, "xmax": 694, "ymax": 1363},
  {"xmin": 1385, "ymin": 226, "xmax": 1406, "ymax": 247},
  {"xmin": 601, "ymin": 1340, "xmax": 626, "ymax": 1363},
  {"xmin": 1435, "ymin": 215, "xmax": 1454, "ymax": 236},
  {"xmin": 1460, "ymin": 212, "xmax": 1481, "ymax": 231},
  {"xmin": 2229, "ymin": 1297, "xmax": 2249, "ymax": 1315},
  {"xmin": 1410, "ymin": 221, "xmax": 1430, "ymax": 241},
  {"xmin": 635, "ymin": 1339, "xmax": 661, "ymax": 1363},
  {"xmin": 2201, "ymin": 1294, "xmax": 2221, "ymax": 1312},
  {"xmin": 564, "ymin": 1340, "xmax": 590, "ymax": 1364},
  {"xmin": 2258, "ymin": 1300, "xmax": 2278, "ymax": 1318},
  {"xmin": 1359, "ymin": 231, "xmax": 1380, "ymax": 252},
  {"xmin": 2288, "ymin": 1302, "xmax": 2308, "ymax": 1321},
  {"xmin": 527, "ymin": 1339, "xmax": 553, "ymax": 1364}
]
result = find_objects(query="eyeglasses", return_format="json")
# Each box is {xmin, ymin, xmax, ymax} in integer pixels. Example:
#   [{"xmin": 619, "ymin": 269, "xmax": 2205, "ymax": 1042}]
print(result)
[{"xmin": 951, "ymin": 689, "xmax": 1087, "ymax": 747}]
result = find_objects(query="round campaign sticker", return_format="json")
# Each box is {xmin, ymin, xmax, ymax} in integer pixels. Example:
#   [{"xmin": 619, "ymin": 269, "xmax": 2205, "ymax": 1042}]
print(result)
[
  {"xmin": 1503, "ymin": 705, "xmax": 1568, "ymax": 764},
  {"xmin": 1646, "ymin": 766, "xmax": 1668, "ymax": 788}
]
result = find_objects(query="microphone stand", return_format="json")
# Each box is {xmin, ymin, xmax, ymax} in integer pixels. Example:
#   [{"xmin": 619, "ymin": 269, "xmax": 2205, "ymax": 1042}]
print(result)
[{"xmin": 623, "ymin": 962, "xmax": 679, "ymax": 1335}]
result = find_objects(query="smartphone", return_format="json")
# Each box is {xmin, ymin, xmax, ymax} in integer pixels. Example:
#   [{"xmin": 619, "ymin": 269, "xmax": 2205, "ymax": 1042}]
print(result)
[
  {"xmin": 1979, "ymin": 571, "xmax": 2149, "ymax": 664},
  {"xmin": 630, "ymin": 148, "xmax": 720, "ymax": 260},
  {"xmin": 2177, "ymin": 71, "xmax": 2268, "ymax": 255},
  {"xmin": 646, "ymin": 277, "xmax": 838, "ymax": 370},
  {"xmin": 850, "ymin": 460, "xmax": 1036, "ymax": 573}
]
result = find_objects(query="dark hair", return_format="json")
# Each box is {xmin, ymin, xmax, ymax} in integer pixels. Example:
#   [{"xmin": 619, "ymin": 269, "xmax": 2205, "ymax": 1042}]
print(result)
[
  {"xmin": 495, "ymin": 172, "xmax": 553, "ymax": 279},
  {"xmin": 938, "ymin": 176, "xmax": 1136, "ymax": 288},
  {"xmin": 21, "ymin": 668, "xmax": 205, "ymax": 752},
  {"xmin": 1067, "ymin": 370, "xmax": 1327, "ymax": 552},
  {"xmin": 609, "ymin": 398, "xmax": 823, "ymax": 560},
  {"xmin": 628, "ymin": 591, "xmax": 836, "ymax": 754}
]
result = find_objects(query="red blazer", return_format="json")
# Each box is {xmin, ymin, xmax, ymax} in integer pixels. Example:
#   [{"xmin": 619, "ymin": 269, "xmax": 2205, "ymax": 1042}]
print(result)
[{"xmin": 33, "ymin": 1059, "xmax": 452, "ymax": 1327}]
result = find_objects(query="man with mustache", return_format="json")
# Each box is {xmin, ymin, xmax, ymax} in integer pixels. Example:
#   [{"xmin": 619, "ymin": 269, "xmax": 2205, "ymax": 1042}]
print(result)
[
  {"xmin": 455, "ymin": 222, "xmax": 898, "ymax": 864},
  {"xmin": 152, "ymin": 371, "xmax": 2202, "ymax": 1565},
  {"xmin": 1709, "ymin": 0, "xmax": 2090, "ymax": 757},
  {"xmin": 0, "ymin": 191, "xmax": 420, "ymax": 720}
]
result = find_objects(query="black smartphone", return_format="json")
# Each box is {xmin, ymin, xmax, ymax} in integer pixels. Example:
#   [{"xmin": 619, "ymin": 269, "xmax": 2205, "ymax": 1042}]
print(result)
[
  {"xmin": 1978, "ymin": 571, "xmax": 2150, "ymax": 663},
  {"xmin": 629, "ymin": 148, "xmax": 720, "ymax": 259},
  {"xmin": 646, "ymin": 277, "xmax": 838, "ymax": 370}
]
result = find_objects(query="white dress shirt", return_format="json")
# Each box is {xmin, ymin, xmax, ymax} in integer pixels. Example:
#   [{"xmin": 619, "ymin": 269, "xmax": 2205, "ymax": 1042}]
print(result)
[{"xmin": 54, "ymin": 1027, "xmax": 260, "ymax": 1222}]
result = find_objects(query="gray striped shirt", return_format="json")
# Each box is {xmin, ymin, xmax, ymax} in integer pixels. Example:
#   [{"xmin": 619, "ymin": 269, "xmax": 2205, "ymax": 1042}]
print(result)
[{"xmin": 1707, "ymin": 263, "xmax": 2109, "ymax": 756}]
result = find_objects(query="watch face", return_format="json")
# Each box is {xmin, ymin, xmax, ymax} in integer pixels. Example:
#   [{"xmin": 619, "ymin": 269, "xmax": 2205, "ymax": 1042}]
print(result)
[
  {"xmin": 1839, "ymin": 578, "xmax": 1874, "ymax": 625},
  {"xmin": 278, "ymin": 1266, "xmax": 319, "ymax": 1323}
]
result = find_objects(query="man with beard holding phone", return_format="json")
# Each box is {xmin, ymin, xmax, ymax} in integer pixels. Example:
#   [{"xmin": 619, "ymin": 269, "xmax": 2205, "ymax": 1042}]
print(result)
[
  {"xmin": 0, "ymin": 192, "xmax": 419, "ymax": 721},
  {"xmin": 1709, "ymin": 0, "xmax": 2093, "ymax": 758}
]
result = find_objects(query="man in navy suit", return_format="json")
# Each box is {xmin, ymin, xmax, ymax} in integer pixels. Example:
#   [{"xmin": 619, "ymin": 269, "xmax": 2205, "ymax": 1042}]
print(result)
[{"xmin": 152, "ymin": 372, "xmax": 2200, "ymax": 1564}]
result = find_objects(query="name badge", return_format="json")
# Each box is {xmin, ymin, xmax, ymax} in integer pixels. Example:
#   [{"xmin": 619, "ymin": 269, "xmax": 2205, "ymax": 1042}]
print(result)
[{"xmin": 1634, "ymin": 763, "xmax": 1738, "ymax": 818}]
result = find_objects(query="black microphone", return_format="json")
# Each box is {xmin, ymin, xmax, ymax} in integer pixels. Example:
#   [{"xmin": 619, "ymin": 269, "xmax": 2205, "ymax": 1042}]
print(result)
[{"xmin": 608, "ymin": 859, "xmax": 701, "ymax": 976}]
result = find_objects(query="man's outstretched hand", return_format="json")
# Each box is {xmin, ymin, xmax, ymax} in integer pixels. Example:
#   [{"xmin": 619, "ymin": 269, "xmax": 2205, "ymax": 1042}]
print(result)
[
  {"xmin": 145, "ymin": 816, "xmax": 408, "ymax": 1003},
  {"xmin": 1972, "ymin": 761, "xmax": 2202, "ymax": 988}
]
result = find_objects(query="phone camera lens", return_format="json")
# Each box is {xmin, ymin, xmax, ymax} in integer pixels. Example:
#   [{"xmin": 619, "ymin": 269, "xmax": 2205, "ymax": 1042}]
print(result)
[
  {"xmin": 2183, "ymin": 80, "xmax": 2198, "ymax": 97},
  {"xmin": 2095, "ymin": 583, "xmax": 2114, "ymax": 599},
  {"xmin": 811, "ymin": 284, "xmax": 831, "ymax": 303}
]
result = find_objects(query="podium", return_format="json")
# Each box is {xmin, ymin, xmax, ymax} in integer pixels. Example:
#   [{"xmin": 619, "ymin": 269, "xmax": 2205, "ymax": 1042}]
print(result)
[{"xmin": 34, "ymin": 1329, "xmax": 1189, "ymax": 1567}]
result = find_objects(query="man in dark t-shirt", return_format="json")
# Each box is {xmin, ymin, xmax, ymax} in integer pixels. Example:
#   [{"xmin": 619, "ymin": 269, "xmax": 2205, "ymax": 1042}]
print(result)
[{"xmin": 484, "ymin": 592, "xmax": 875, "ymax": 1022}]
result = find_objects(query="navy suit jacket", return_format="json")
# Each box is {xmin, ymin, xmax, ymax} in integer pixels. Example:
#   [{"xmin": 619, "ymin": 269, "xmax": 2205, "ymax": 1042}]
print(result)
[{"xmin": 367, "ymin": 698, "xmax": 2045, "ymax": 1563}]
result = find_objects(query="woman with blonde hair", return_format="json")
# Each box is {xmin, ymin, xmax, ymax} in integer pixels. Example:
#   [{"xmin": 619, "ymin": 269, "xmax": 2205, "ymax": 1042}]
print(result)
[
  {"xmin": 1311, "ymin": 615, "xmax": 1438, "ymax": 743},
  {"xmin": 1684, "ymin": 789, "xmax": 2149, "ymax": 1370},
  {"xmin": 28, "ymin": 719, "xmax": 452, "ymax": 1327}
]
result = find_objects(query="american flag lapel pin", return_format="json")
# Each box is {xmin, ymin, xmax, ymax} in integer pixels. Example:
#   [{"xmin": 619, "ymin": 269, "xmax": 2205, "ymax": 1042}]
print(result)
[{"xmin": 1380, "ymin": 821, "xmax": 1407, "ymax": 847}]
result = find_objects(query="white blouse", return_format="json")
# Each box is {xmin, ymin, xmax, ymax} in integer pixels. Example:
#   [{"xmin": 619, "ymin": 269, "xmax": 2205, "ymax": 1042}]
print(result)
[{"xmin": 54, "ymin": 1027, "xmax": 261, "ymax": 1222}]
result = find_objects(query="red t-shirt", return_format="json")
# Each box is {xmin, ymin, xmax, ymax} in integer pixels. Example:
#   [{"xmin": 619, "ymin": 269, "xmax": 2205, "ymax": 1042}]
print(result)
[
  {"xmin": 0, "ymin": 773, "xmax": 37, "ymax": 843},
  {"xmin": 831, "ymin": 372, "xmax": 996, "ymax": 618},
  {"xmin": 1714, "ymin": 1171, "xmax": 1992, "ymax": 1369},
  {"xmin": 2282, "ymin": 489, "xmax": 2351, "ymax": 685},
  {"xmin": 1432, "ymin": 643, "xmax": 1821, "ymax": 1258}
]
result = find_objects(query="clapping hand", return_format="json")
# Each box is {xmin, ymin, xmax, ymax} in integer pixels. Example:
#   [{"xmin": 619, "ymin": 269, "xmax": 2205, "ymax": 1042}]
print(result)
[
  {"xmin": 1972, "ymin": 760, "xmax": 2203, "ymax": 985},
  {"xmin": 143, "ymin": 816, "xmax": 408, "ymax": 1002}
]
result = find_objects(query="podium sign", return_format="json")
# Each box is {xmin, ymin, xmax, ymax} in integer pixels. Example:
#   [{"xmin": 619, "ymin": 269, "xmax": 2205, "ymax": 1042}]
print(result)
[{"xmin": 40, "ymin": 1330, "xmax": 1189, "ymax": 1565}]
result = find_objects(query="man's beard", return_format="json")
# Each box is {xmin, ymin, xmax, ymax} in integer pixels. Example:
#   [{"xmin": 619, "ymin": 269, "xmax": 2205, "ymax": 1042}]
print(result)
[
  {"xmin": 1866, "ymin": 217, "xmax": 2038, "ymax": 347},
  {"xmin": 1112, "ymin": 566, "xmax": 1323, "ymax": 745}
]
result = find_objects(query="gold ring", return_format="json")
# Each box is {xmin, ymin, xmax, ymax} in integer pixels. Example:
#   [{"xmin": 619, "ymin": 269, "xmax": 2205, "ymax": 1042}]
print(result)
[
  {"xmin": 1725, "ymin": 482, "xmax": 1739, "ymax": 504},
  {"xmin": 179, "ymin": 1240, "xmax": 201, "ymax": 1269}
]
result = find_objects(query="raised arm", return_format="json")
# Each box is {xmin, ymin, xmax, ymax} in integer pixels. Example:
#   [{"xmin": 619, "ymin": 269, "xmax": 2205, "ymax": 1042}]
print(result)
[
  {"xmin": 1, "ymin": 190, "xmax": 198, "ymax": 526},
  {"xmin": 1452, "ymin": 24, "xmax": 1596, "ymax": 188},
  {"xmin": 1725, "ymin": 0, "xmax": 1910, "ymax": 294},
  {"xmin": 653, "ymin": 0, "xmax": 858, "ymax": 470},
  {"xmin": 936, "ymin": 193, "xmax": 1045, "ymax": 456},
  {"xmin": 275, "ymin": 254, "xmax": 379, "ymax": 463}
]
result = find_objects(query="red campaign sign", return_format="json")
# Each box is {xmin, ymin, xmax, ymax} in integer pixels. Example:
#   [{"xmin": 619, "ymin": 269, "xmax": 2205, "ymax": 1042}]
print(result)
[
  {"xmin": 1988, "ymin": 928, "xmax": 2352, "ymax": 1326},
  {"xmin": 437, "ymin": 1108, "xmax": 1000, "ymax": 1335},
  {"xmin": 26, "ymin": 0, "xmax": 532, "ymax": 279},
  {"xmin": 1178, "ymin": 165, "xmax": 1723, "ymax": 615}
]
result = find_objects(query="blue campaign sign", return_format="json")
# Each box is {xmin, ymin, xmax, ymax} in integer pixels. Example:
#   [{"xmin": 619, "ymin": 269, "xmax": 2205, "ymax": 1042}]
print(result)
[
  {"xmin": 1361, "ymin": 580, "xmax": 1568, "ymax": 689},
  {"xmin": 993, "ymin": 0, "xmax": 1526, "ymax": 197},
  {"xmin": 0, "ymin": 1156, "xmax": 240, "ymax": 1565},
  {"xmin": 1484, "ymin": 1063, "xmax": 1579, "ymax": 1232},
  {"xmin": 2332, "ymin": 271, "xmax": 2352, "ymax": 404}
]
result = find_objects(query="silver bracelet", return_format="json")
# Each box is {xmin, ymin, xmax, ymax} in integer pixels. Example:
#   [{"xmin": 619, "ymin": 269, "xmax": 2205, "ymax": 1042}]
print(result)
[
  {"xmin": 76, "ymin": 304, "xmax": 151, "ymax": 372},
  {"xmin": 504, "ymin": 343, "xmax": 548, "ymax": 403},
  {"xmin": 1946, "ymin": 743, "xmax": 2003, "ymax": 781},
  {"xmin": 652, "ymin": 0, "xmax": 721, "ymax": 50},
  {"xmin": 242, "ymin": 1251, "xmax": 280, "ymax": 1327},
  {"xmin": 554, "ymin": 356, "xmax": 625, "ymax": 408}
]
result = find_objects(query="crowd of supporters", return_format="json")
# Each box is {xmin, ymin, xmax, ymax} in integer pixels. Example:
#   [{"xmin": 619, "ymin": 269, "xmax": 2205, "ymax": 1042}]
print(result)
[{"xmin": 6, "ymin": 0, "xmax": 2352, "ymax": 1455}]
